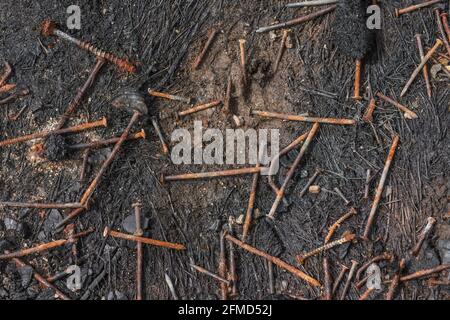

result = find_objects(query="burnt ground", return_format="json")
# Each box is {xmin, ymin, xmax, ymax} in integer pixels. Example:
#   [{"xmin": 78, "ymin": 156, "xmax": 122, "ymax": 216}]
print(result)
[{"xmin": 0, "ymin": 0, "xmax": 449, "ymax": 300}]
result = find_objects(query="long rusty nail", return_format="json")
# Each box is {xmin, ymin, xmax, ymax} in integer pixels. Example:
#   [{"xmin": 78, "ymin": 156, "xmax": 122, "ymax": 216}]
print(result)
[
  {"xmin": 242, "ymin": 164, "xmax": 260, "ymax": 242},
  {"xmin": 395, "ymin": 0, "xmax": 442, "ymax": 17},
  {"xmin": 68, "ymin": 130, "xmax": 145, "ymax": 151},
  {"xmin": 6, "ymin": 253, "xmax": 70, "ymax": 300},
  {"xmin": 103, "ymin": 227, "xmax": 185, "ymax": 250},
  {"xmin": 386, "ymin": 258, "xmax": 406, "ymax": 300},
  {"xmin": 0, "ymin": 87, "xmax": 30, "ymax": 105},
  {"xmin": 376, "ymin": 92, "xmax": 418, "ymax": 119},
  {"xmin": 268, "ymin": 123, "xmax": 320, "ymax": 219},
  {"xmin": 415, "ymin": 34, "xmax": 432, "ymax": 98},
  {"xmin": 55, "ymin": 58, "xmax": 105, "ymax": 130},
  {"xmin": 0, "ymin": 117, "xmax": 107, "ymax": 148},
  {"xmin": 435, "ymin": 9, "xmax": 450, "ymax": 56},
  {"xmin": 0, "ymin": 83, "xmax": 16, "ymax": 94},
  {"xmin": 296, "ymin": 233, "xmax": 356, "ymax": 265},
  {"xmin": 0, "ymin": 229, "xmax": 94, "ymax": 260},
  {"xmin": 299, "ymin": 169, "xmax": 321, "ymax": 198},
  {"xmin": 363, "ymin": 135, "xmax": 400, "ymax": 240},
  {"xmin": 355, "ymin": 252, "xmax": 393, "ymax": 282},
  {"xmin": 225, "ymin": 233, "xmax": 321, "ymax": 287},
  {"xmin": 252, "ymin": 110, "xmax": 356, "ymax": 125},
  {"xmin": 359, "ymin": 287, "xmax": 375, "ymax": 300},
  {"xmin": 256, "ymin": 5, "xmax": 336, "ymax": 33},
  {"xmin": 228, "ymin": 217, "xmax": 238, "ymax": 296},
  {"xmin": 151, "ymin": 118, "xmax": 169, "ymax": 155},
  {"xmin": 273, "ymin": 29, "xmax": 289, "ymax": 74},
  {"xmin": 323, "ymin": 257, "xmax": 332, "ymax": 300},
  {"xmin": 218, "ymin": 231, "xmax": 228, "ymax": 300},
  {"xmin": 286, "ymin": 0, "xmax": 338, "ymax": 8},
  {"xmin": 239, "ymin": 39, "xmax": 247, "ymax": 85},
  {"xmin": 363, "ymin": 98, "xmax": 377, "ymax": 123},
  {"xmin": 332, "ymin": 264, "xmax": 349, "ymax": 295},
  {"xmin": 0, "ymin": 61, "xmax": 12, "ymax": 86},
  {"xmin": 80, "ymin": 91, "xmax": 147, "ymax": 205},
  {"xmin": 133, "ymin": 202, "xmax": 143, "ymax": 300},
  {"xmin": 190, "ymin": 264, "xmax": 230, "ymax": 285},
  {"xmin": 340, "ymin": 260, "xmax": 358, "ymax": 300},
  {"xmin": 41, "ymin": 20, "xmax": 135, "ymax": 73},
  {"xmin": 353, "ymin": 59, "xmax": 363, "ymax": 100},
  {"xmin": 324, "ymin": 208, "xmax": 357, "ymax": 244},
  {"xmin": 441, "ymin": 13, "xmax": 450, "ymax": 43},
  {"xmin": 400, "ymin": 39, "xmax": 443, "ymax": 97},
  {"xmin": 148, "ymin": 89, "xmax": 191, "ymax": 104},
  {"xmin": 0, "ymin": 202, "xmax": 84, "ymax": 209},
  {"xmin": 178, "ymin": 100, "xmax": 222, "ymax": 117},
  {"xmin": 223, "ymin": 73, "xmax": 233, "ymax": 115},
  {"xmin": 399, "ymin": 264, "xmax": 450, "ymax": 282},
  {"xmin": 193, "ymin": 29, "xmax": 218, "ymax": 70},
  {"xmin": 162, "ymin": 166, "xmax": 262, "ymax": 183},
  {"xmin": 411, "ymin": 217, "xmax": 437, "ymax": 257},
  {"xmin": 54, "ymin": 207, "xmax": 87, "ymax": 231}
]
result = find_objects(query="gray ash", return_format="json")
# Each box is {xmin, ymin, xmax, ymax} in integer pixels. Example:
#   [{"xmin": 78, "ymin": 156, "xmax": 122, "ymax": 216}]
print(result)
[
  {"xmin": 42, "ymin": 134, "xmax": 69, "ymax": 161},
  {"xmin": 332, "ymin": 0, "xmax": 374, "ymax": 60}
]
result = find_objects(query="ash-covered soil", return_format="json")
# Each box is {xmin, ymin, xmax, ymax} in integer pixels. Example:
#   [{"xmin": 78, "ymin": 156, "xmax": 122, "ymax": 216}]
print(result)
[{"xmin": 0, "ymin": 0, "xmax": 449, "ymax": 300}]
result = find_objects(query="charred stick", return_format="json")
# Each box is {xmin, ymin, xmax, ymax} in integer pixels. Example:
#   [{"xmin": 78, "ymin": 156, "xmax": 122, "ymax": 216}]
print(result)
[{"xmin": 148, "ymin": 89, "xmax": 191, "ymax": 104}]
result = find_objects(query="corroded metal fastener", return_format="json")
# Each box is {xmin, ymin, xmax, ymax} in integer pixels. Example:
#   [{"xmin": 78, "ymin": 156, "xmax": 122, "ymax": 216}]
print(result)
[
  {"xmin": 399, "ymin": 264, "xmax": 450, "ymax": 282},
  {"xmin": 0, "ymin": 61, "xmax": 12, "ymax": 86},
  {"xmin": 411, "ymin": 217, "xmax": 437, "ymax": 257},
  {"xmin": 268, "ymin": 123, "xmax": 320, "ymax": 219},
  {"xmin": 287, "ymin": 0, "xmax": 338, "ymax": 8},
  {"xmin": 299, "ymin": 168, "xmax": 321, "ymax": 198},
  {"xmin": 386, "ymin": 258, "xmax": 406, "ymax": 300},
  {"xmin": 441, "ymin": 13, "xmax": 450, "ymax": 43},
  {"xmin": 434, "ymin": 9, "xmax": 450, "ymax": 56},
  {"xmin": 68, "ymin": 130, "xmax": 146, "ymax": 151},
  {"xmin": 363, "ymin": 98, "xmax": 377, "ymax": 123},
  {"xmin": 178, "ymin": 100, "xmax": 222, "ymax": 117},
  {"xmin": 376, "ymin": 92, "xmax": 418, "ymax": 119},
  {"xmin": 395, "ymin": 0, "xmax": 442, "ymax": 17},
  {"xmin": 0, "ymin": 201, "xmax": 84, "ymax": 209},
  {"xmin": 148, "ymin": 89, "xmax": 191, "ymax": 104},
  {"xmin": 400, "ymin": 39, "xmax": 443, "ymax": 97},
  {"xmin": 0, "ymin": 87, "xmax": 30, "ymax": 106},
  {"xmin": 340, "ymin": 260, "xmax": 358, "ymax": 300},
  {"xmin": 359, "ymin": 287, "xmax": 375, "ymax": 300},
  {"xmin": 41, "ymin": 20, "xmax": 136, "ymax": 73},
  {"xmin": 355, "ymin": 252, "xmax": 394, "ymax": 282},
  {"xmin": 191, "ymin": 264, "xmax": 230, "ymax": 285},
  {"xmin": 225, "ymin": 233, "xmax": 321, "ymax": 287},
  {"xmin": 415, "ymin": 34, "xmax": 432, "ymax": 98},
  {"xmin": 296, "ymin": 233, "xmax": 356, "ymax": 264},
  {"xmin": 239, "ymin": 39, "xmax": 247, "ymax": 85},
  {"xmin": 252, "ymin": 110, "xmax": 356, "ymax": 125},
  {"xmin": 162, "ymin": 166, "xmax": 262, "ymax": 182},
  {"xmin": 0, "ymin": 229, "xmax": 94, "ymax": 259},
  {"xmin": 54, "ymin": 207, "xmax": 87, "ymax": 230},
  {"xmin": 363, "ymin": 135, "xmax": 400, "ymax": 240},
  {"xmin": 218, "ymin": 231, "xmax": 228, "ymax": 300},
  {"xmin": 273, "ymin": 29, "xmax": 289, "ymax": 74},
  {"xmin": 6, "ymin": 253, "xmax": 70, "ymax": 300},
  {"xmin": 133, "ymin": 202, "xmax": 143, "ymax": 301},
  {"xmin": 151, "ymin": 118, "xmax": 169, "ymax": 155},
  {"xmin": 256, "ymin": 5, "xmax": 337, "ymax": 33},
  {"xmin": 353, "ymin": 59, "xmax": 363, "ymax": 100},
  {"xmin": 324, "ymin": 208, "xmax": 357, "ymax": 244},
  {"xmin": 228, "ymin": 217, "xmax": 238, "ymax": 296},
  {"xmin": 103, "ymin": 227, "xmax": 186, "ymax": 250},
  {"xmin": 323, "ymin": 257, "xmax": 332, "ymax": 300},
  {"xmin": 242, "ymin": 163, "xmax": 260, "ymax": 242},
  {"xmin": 0, "ymin": 117, "xmax": 107, "ymax": 148},
  {"xmin": 193, "ymin": 29, "xmax": 218, "ymax": 70}
]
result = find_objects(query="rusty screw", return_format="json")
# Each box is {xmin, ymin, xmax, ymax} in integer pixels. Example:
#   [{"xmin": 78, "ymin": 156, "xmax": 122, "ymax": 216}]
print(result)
[
  {"xmin": 395, "ymin": 0, "xmax": 443, "ymax": 17},
  {"xmin": 239, "ymin": 39, "xmax": 247, "ymax": 85},
  {"xmin": 41, "ymin": 20, "xmax": 135, "ymax": 73}
]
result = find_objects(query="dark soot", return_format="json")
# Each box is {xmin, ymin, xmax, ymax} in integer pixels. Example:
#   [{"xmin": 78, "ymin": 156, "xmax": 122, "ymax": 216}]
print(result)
[
  {"xmin": 332, "ymin": 0, "xmax": 374, "ymax": 60},
  {"xmin": 252, "ymin": 217, "xmax": 284, "ymax": 257},
  {"xmin": 43, "ymin": 134, "xmax": 69, "ymax": 161}
]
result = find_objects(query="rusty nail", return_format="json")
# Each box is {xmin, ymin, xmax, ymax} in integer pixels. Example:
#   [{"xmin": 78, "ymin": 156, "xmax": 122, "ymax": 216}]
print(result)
[
  {"xmin": 273, "ymin": 29, "xmax": 289, "ymax": 74},
  {"xmin": 193, "ymin": 28, "xmax": 218, "ymax": 70},
  {"xmin": 151, "ymin": 118, "xmax": 169, "ymax": 155},
  {"xmin": 323, "ymin": 257, "xmax": 332, "ymax": 300},
  {"xmin": 332, "ymin": 264, "xmax": 349, "ymax": 296},
  {"xmin": 0, "ymin": 201, "xmax": 84, "ymax": 209},
  {"xmin": 400, "ymin": 39, "xmax": 443, "ymax": 97},
  {"xmin": 362, "ymin": 98, "xmax": 377, "ymax": 123},
  {"xmin": 435, "ymin": 9, "xmax": 450, "ymax": 56},
  {"xmin": 0, "ymin": 83, "xmax": 16, "ymax": 94},
  {"xmin": 324, "ymin": 208, "xmax": 357, "ymax": 244},
  {"xmin": 218, "ymin": 231, "xmax": 228, "ymax": 300},
  {"xmin": 256, "ymin": 5, "xmax": 336, "ymax": 33},
  {"xmin": 0, "ymin": 117, "xmax": 107, "ymax": 148},
  {"xmin": 223, "ymin": 73, "xmax": 233, "ymax": 115},
  {"xmin": 239, "ymin": 39, "xmax": 247, "ymax": 85},
  {"xmin": 268, "ymin": 123, "xmax": 320, "ymax": 219},
  {"xmin": 242, "ymin": 164, "xmax": 260, "ymax": 242},
  {"xmin": 228, "ymin": 217, "xmax": 238, "ymax": 296},
  {"xmin": 376, "ymin": 92, "xmax": 418, "ymax": 119},
  {"xmin": 103, "ymin": 227, "xmax": 185, "ymax": 250},
  {"xmin": 395, "ymin": 0, "xmax": 442, "ymax": 17},
  {"xmin": 441, "ymin": 13, "xmax": 450, "ymax": 43},
  {"xmin": 363, "ymin": 135, "xmax": 400, "ymax": 240},
  {"xmin": 178, "ymin": 100, "xmax": 222, "ymax": 117},
  {"xmin": 355, "ymin": 252, "xmax": 394, "ymax": 282},
  {"xmin": 68, "ymin": 130, "xmax": 145, "ymax": 151},
  {"xmin": 0, "ymin": 87, "xmax": 30, "ymax": 105},
  {"xmin": 41, "ymin": 20, "xmax": 135, "ymax": 73},
  {"xmin": 296, "ymin": 232, "xmax": 356, "ymax": 265},
  {"xmin": 148, "ymin": 89, "xmax": 191, "ymax": 104},
  {"xmin": 399, "ymin": 264, "xmax": 450, "ymax": 282},
  {"xmin": 225, "ymin": 233, "xmax": 321, "ymax": 287},
  {"xmin": 353, "ymin": 59, "xmax": 363, "ymax": 100},
  {"xmin": 299, "ymin": 168, "xmax": 321, "ymax": 198},
  {"xmin": 133, "ymin": 202, "xmax": 143, "ymax": 300},
  {"xmin": 191, "ymin": 264, "xmax": 230, "ymax": 285},
  {"xmin": 79, "ymin": 149, "xmax": 90, "ymax": 183},
  {"xmin": 162, "ymin": 166, "xmax": 262, "ymax": 183},
  {"xmin": 340, "ymin": 260, "xmax": 358, "ymax": 300},
  {"xmin": 415, "ymin": 34, "xmax": 432, "ymax": 98},
  {"xmin": 8, "ymin": 105, "xmax": 28, "ymax": 122},
  {"xmin": 411, "ymin": 217, "xmax": 437, "ymax": 257},
  {"xmin": 54, "ymin": 206, "xmax": 88, "ymax": 231},
  {"xmin": 386, "ymin": 258, "xmax": 406, "ymax": 300},
  {"xmin": 0, "ymin": 61, "xmax": 12, "ymax": 86},
  {"xmin": 252, "ymin": 110, "xmax": 356, "ymax": 125}
]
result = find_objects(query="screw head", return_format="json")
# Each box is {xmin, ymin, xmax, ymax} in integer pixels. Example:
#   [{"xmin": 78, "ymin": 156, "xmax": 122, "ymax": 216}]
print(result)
[
  {"xmin": 103, "ymin": 226, "xmax": 111, "ymax": 237},
  {"xmin": 41, "ymin": 19, "xmax": 56, "ymax": 37}
]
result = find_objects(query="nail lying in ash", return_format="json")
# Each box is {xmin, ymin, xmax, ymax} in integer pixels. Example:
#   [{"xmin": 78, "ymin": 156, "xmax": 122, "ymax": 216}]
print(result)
[
  {"xmin": 103, "ymin": 227, "xmax": 185, "ymax": 250},
  {"xmin": 225, "ymin": 233, "xmax": 321, "ymax": 287},
  {"xmin": 324, "ymin": 208, "xmax": 357, "ymax": 244},
  {"xmin": 340, "ymin": 260, "xmax": 358, "ymax": 300},
  {"xmin": 395, "ymin": 0, "xmax": 443, "ymax": 18},
  {"xmin": 252, "ymin": 110, "xmax": 356, "ymax": 125},
  {"xmin": 299, "ymin": 169, "xmax": 321, "ymax": 198},
  {"xmin": 178, "ymin": 100, "xmax": 222, "ymax": 117},
  {"xmin": 68, "ymin": 130, "xmax": 146, "ymax": 151},
  {"xmin": 0, "ymin": 201, "xmax": 84, "ymax": 209},
  {"xmin": 385, "ymin": 258, "xmax": 405, "ymax": 300},
  {"xmin": 359, "ymin": 287, "xmax": 375, "ymax": 300},
  {"xmin": 256, "ymin": 5, "xmax": 336, "ymax": 33},
  {"xmin": 148, "ymin": 89, "xmax": 191, "ymax": 104},
  {"xmin": 0, "ymin": 228, "xmax": 94, "ymax": 259},
  {"xmin": 80, "ymin": 89, "xmax": 147, "ymax": 205},
  {"xmin": 228, "ymin": 217, "xmax": 238, "ymax": 296},
  {"xmin": 151, "ymin": 118, "xmax": 169, "ymax": 155},
  {"xmin": 0, "ymin": 117, "xmax": 107, "ymax": 148},
  {"xmin": 41, "ymin": 20, "xmax": 135, "ymax": 73},
  {"xmin": 376, "ymin": 92, "xmax": 417, "ymax": 119},
  {"xmin": 435, "ymin": 8, "xmax": 450, "ymax": 56},
  {"xmin": 162, "ymin": 166, "xmax": 262, "ymax": 183},
  {"xmin": 296, "ymin": 232, "xmax": 356, "ymax": 265},
  {"xmin": 411, "ymin": 217, "xmax": 437, "ymax": 257},
  {"xmin": 0, "ymin": 87, "xmax": 29, "ymax": 105},
  {"xmin": 193, "ymin": 28, "xmax": 218, "ymax": 70},
  {"xmin": 218, "ymin": 230, "xmax": 228, "ymax": 300},
  {"xmin": 242, "ymin": 163, "xmax": 260, "ymax": 243},
  {"xmin": 239, "ymin": 39, "xmax": 247, "ymax": 86},
  {"xmin": 332, "ymin": 264, "xmax": 349, "ymax": 295},
  {"xmin": 441, "ymin": 13, "xmax": 450, "ymax": 43},
  {"xmin": 286, "ymin": 0, "xmax": 338, "ymax": 8},
  {"xmin": 332, "ymin": 0, "xmax": 375, "ymax": 101},
  {"xmin": 0, "ymin": 61, "xmax": 12, "ymax": 86},
  {"xmin": 355, "ymin": 252, "xmax": 393, "ymax": 283},
  {"xmin": 0, "ymin": 83, "xmax": 16, "ymax": 94},
  {"xmin": 132, "ymin": 202, "xmax": 144, "ymax": 301},
  {"xmin": 5, "ymin": 253, "xmax": 70, "ymax": 300},
  {"xmin": 190, "ymin": 263, "xmax": 230, "ymax": 285},
  {"xmin": 362, "ymin": 98, "xmax": 377, "ymax": 123},
  {"xmin": 363, "ymin": 135, "xmax": 400, "ymax": 240},
  {"xmin": 323, "ymin": 257, "xmax": 332, "ymax": 300},
  {"xmin": 415, "ymin": 34, "xmax": 432, "ymax": 98},
  {"xmin": 273, "ymin": 30, "xmax": 289, "ymax": 74}
]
